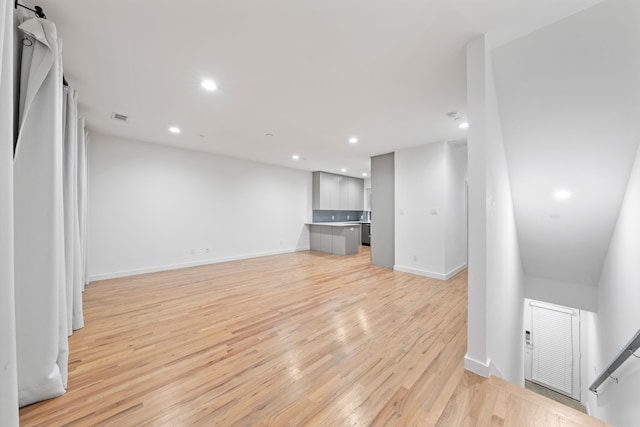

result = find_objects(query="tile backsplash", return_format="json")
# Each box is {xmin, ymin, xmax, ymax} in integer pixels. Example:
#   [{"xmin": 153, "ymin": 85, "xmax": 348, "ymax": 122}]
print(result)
[{"xmin": 313, "ymin": 210, "xmax": 369, "ymax": 222}]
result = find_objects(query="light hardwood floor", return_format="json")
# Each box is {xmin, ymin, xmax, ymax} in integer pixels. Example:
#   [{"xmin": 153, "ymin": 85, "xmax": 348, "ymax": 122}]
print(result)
[{"xmin": 19, "ymin": 247, "xmax": 611, "ymax": 426}]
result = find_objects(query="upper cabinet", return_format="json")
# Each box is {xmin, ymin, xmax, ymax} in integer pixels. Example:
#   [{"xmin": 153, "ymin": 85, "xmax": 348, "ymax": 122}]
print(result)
[
  {"xmin": 347, "ymin": 176, "xmax": 364, "ymax": 210},
  {"xmin": 313, "ymin": 171, "xmax": 364, "ymax": 211}
]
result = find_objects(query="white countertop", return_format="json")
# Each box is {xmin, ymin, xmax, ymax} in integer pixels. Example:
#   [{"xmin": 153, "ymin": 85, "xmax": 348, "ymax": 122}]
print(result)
[{"xmin": 306, "ymin": 222, "xmax": 367, "ymax": 227}]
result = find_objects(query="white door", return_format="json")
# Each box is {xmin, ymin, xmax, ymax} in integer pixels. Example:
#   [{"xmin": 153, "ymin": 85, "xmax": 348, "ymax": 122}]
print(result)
[{"xmin": 525, "ymin": 301, "xmax": 580, "ymax": 400}]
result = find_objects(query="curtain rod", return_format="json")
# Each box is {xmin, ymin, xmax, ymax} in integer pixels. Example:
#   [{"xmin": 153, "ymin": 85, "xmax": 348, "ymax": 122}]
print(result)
[{"xmin": 15, "ymin": 1, "xmax": 47, "ymax": 19}]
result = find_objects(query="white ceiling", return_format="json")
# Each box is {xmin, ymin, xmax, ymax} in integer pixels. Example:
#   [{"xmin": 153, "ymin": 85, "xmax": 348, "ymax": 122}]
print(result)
[
  {"xmin": 26, "ymin": 0, "xmax": 633, "ymax": 290},
  {"xmin": 31, "ymin": 0, "xmax": 598, "ymax": 177},
  {"xmin": 492, "ymin": 0, "xmax": 640, "ymax": 286}
]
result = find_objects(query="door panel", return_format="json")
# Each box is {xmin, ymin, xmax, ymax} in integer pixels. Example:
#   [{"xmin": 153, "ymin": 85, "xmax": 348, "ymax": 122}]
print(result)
[{"xmin": 528, "ymin": 302, "xmax": 580, "ymax": 400}]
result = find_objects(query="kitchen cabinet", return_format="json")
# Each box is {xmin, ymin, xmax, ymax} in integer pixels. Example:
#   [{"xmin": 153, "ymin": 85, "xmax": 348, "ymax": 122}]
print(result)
[
  {"xmin": 313, "ymin": 171, "xmax": 364, "ymax": 211},
  {"xmin": 348, "ymin": 177, "xmax": 364, "ymax": 210},
  {"xmin": 320, "ymin": 226, "xmax": 333, "ymax": 252},
  {"xmin": 313, "ymin": 172, "xmax": 339, "ymax": 210},
  {"xmin": 339, "ymin": 176, "xmax": 350, "ymax": 210},
  {"xmin": 308, "ymin": 223, "xmax": 361, "ymax": 255}
]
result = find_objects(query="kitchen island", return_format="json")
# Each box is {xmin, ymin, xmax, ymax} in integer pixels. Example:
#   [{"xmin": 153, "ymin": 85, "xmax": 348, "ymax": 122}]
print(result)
[{"xmin": 306, "ymin": 222, "xmax": 362, "ymax": 255}]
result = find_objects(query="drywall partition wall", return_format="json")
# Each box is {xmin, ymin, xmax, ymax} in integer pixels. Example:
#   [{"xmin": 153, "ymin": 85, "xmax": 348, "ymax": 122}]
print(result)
[
  {"xmin": 0, "ymin": 0, "xmax": 19, "ymax": 422},
  {"xmin": 524, "ymin": 276, "xmax": 597, "ymax": 312},
  {"xmin": 394, "ymin": 142, "xmax": 446, "ymax": 277},
  {"xmin": 394, "ymin": 141, "xmax": 468, "ymax": 279},
  {"xmin": 465, "ymin": 34, "xmax": 525, "ymax": 385},
  {"xmin": 444, "ymin": 142, "xmax": 468, "ymax": 275},
  {"xmin": 484, "ymin": 33, "xmax": 524, "ymax": 385},
  {"xmin": 582, "ymin": 144, "xmax": 640, "ymax": 427},
  {"xmin": 370, "ymin": 152, "xmax": 394, "ymax": 268},
  {"xmin": 464, "ymin": 35, "xmax": 489, "ymax": 376},
  {"xmin": 87, "ymin": 134, "xmax": 312, "ymax": 280}
]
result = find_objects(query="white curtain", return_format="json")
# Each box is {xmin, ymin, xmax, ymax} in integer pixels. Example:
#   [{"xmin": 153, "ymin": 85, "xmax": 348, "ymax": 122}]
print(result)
[
  {"xmin": 0, "ymin": 0, "xmax": 19, "ymax": 424},
  {"xmin": 14, "ymin": 14, "xmax": 87, "ymax": 407},
  {"xmin": 78, "ymin": 118, "xmax": 89, "ymax": 289},
  {"xmin": 63, "ymin": 86, "xmax": 84, "ymax": 332}
]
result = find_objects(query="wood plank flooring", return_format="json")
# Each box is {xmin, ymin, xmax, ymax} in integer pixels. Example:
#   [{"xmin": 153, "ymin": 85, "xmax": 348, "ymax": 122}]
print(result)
[{"xmin": 19, "ymin": 247, "xmax": 611, "ymax": 426}]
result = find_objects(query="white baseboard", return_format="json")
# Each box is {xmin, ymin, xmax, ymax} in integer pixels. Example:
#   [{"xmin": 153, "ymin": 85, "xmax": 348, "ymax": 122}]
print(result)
[
  {"xmin": 87, "ymin": 246, "xmax": 310, "ymax": 282},
  {"xmin": 445, "ymin": 262, "xmax": 468, "ymax": 279},
  {"xmin": 394, "ymin": 262, "xmax": 467, "ymax": 281},
  {"xmin": 394, "ymin": 265, "xmax": 446, "ymax": 280},
  {"xmin": 489, "ymin": 360, "xmax": 505, "ymax": 379},
  {"xmin": 464, "ymin": 354, "xmax": 491, "ymax": 377}
]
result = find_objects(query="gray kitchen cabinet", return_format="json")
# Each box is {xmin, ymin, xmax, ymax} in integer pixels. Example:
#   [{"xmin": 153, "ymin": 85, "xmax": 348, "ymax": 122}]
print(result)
[
  {"xmin": 313, "ymin": 172, "xmax": 339, "ymax": 210},
  {"xmin": 348, "ymin": 177, "xmax": 364, "ymax": 210},
  {"xmin": 320, "ymin": 225, "xmax": 333, "ymax": 252},
  {"xmin": 313, "ymin": 171, "xmax": 365, "ymax": 211},
  {"xmin": 308, "ymin": 224, "xmax": 360, "ymax": 255},
  {"xmin": 332, "ymin": 227, "xmax": 346, "ymax": 255},
  {"xmin": 332, "ymin": 226, "xmax": 359, "ymax": 255},
  {"xmin": 339, "ymin": 176, "xmax": 350, "ymax": 209},
  {"xmin": 310, "ymin": 226, "xmax": 321, "ymax": 250}
]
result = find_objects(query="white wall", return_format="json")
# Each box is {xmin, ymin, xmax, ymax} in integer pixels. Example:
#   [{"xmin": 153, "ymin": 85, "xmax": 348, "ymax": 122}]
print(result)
[
  {"xmin": 394, "ymin": 142, "xmax": 446, "ymax": 277},
  {"xmin": 484, "ymin": 39, "xmax": 525, "ymax": 384},
  {"xmin": 88, "ymin": 134, "xmax": 312, "ymax": 280},
  {"xmin": 394, "ymin": 141, "xmax": 467, "ymax": 279},
  {"xmin": 582, "ymin": 145, "xmax": 640, "ymax": 427},
  {"xmin": 524, "ymin": 276, "xmax": 597, "ymax": 312},
  {"xmin": 465, "ymin": 34, "xmax": 525, "ymax": 384},
  {"xmin": 445, "ymin": 142, "xmax": 468, "ymax": 274}
]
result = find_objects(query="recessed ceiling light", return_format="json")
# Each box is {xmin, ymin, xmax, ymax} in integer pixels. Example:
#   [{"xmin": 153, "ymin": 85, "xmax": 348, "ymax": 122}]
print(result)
[
  {"xmin": 341, "ymin": 168, "xmax": 347, "ymax": 173},
  {"xmin": 459, "ymin": 122, "xmax": 469, "ymax": 129},
  {"xmin": 169, "ymin": 126, "xmax": 181, "ymax": 134},
  {"xmin": 201, "ymin": 79, "xmax": 217, "ymax": 91},
  {"xmin": 292, "ymin": 154, "xmax": 300, "ymax": 160},
  {"xmin": 362, "ymin": 172, "xmax": 368, "ymax": 177},
  {"xmin": 553, "ymin": 189, "xmax": 571, "ymax": 200},
  {"xmin": 349, "ymin": 137, "xmax": 358, "ymax": 144}
]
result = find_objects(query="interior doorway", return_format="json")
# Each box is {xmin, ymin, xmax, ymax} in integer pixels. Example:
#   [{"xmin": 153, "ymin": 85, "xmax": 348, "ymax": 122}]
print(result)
[{"xmin": 524, "ymin": 299, "xmax": 581, "ymax": 401}]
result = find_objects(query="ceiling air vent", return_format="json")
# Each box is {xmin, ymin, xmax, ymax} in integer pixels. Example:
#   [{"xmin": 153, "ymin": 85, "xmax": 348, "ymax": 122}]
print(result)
[{"xmin": 111, "ymin": 112, "xmax": 128, "ymax": 122}]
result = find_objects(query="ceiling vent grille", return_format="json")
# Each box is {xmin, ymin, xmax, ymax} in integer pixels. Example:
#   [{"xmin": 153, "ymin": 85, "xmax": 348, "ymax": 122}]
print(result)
[{"xmin": 111, "ymin": 112, "xmax": 128, "ymax": 122}]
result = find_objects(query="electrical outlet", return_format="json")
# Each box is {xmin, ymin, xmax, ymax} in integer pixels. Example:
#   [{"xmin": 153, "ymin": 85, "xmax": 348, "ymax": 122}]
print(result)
[
  {"xmin": 332, "ymin": 215, "xmax": 335, "ymax": 220},
  {"xmin": 205, "ymin": 248, "xmax": 210, "ymax": 253},
  {"xmin": 190, "ymin": 249, "xmax": 195, "ymax": 255},
  {"xmin": 430, "ymin": 208, "xmax": 438, "ymax": 215},
  {"xmin": 412, "ymin": 255, "xmax": 417, "ymax": 261}
]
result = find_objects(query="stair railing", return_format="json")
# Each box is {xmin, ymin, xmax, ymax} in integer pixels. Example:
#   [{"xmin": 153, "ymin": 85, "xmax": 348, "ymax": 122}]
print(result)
[{"xmin": 590, "ymin": 329, "xmax": 640, "ymax": 395}]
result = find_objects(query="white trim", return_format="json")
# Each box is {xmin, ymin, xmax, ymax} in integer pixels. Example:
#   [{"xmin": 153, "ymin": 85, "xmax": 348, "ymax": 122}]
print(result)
[
  {"xmin": 585, "ymin": 401, "xmax": 592, "ymax": 416},
  {"xmin": 445, "ymin": 262, "xmax": 468, "ymax": 279},
  {"xmin": 87, "ymin": 246, "xmax": 310, "ymax": 282},
  {"xmin": 464, "ymin": 354, "xmax": 491, "ymax": 377},
  {"xmin": 394, "ymin": 265, "xmax": 446, "ymax": 280},
  {"xmin": 393, "ymin": 263, "xmax": 467, "ymax": 281},
  {"xmin": 529, "ymin": 300, "xmax": 576, "ymax": 316},
  {"xmin": 489, "ymin": 360, "xmax": 505, "ymax": 379}
]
